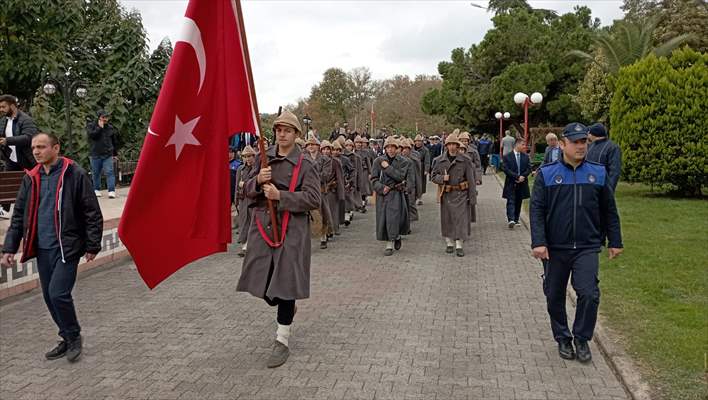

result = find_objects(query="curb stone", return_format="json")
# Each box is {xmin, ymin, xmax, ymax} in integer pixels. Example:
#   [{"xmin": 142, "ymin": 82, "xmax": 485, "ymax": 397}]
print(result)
[{"xmin": 493, "ymin": 172, "xmax": 652, "ymax": 400}]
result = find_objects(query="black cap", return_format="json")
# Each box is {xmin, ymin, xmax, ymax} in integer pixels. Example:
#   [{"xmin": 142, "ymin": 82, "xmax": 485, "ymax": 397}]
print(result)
[
  {"xmin": 588, "ymin": 123, "xmax": 608, "ymax": 137},
  {"xmin": 97, "ymin": 109, "xmax": 110, "ymax": 118},
  {"xmin": 562, "ymin": 123, "xmax": 588, "ymax": 141}
]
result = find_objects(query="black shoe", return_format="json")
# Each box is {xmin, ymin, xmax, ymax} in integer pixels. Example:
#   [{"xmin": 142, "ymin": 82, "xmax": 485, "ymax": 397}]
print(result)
[
  {"xmin": 66, "ymin": 336, "xmax": 82, "ymax": 363},
  {"xmin": 45, "ymin": 341, "xmax": 67, "ymax": 360},
  {"xmin": 558, "ymin": 339, "xmax": 575, "ymax": 360},
  {"xmin": 394, "ymin": 238, "xmax": 402, "ymax": 250},
  {"xmin": 456, "ymin": 248, "xmax": 464, "ymax": 257},
  {"xmin": 574, "ymin": 338, "xmax": 592, "ymax": 363},
  {"xmin": 446, "ymin": 246, "xmax": 454, "ymax": 254},
  {"xmin": 361, "ymin": 208, "xmax": 367, "ymax": 214},
  {"xmin": 508, "ymin": 221, "xmax": 515, "ymax": 229},
  {"xmin": 344, "ymin": 220, "xmax": 350, "ymax": 226},
  {"xmin": 384, "ymin": 248, "xmax": 394, "ymax": 256},
  {"xmin": 320, "ymin": 241, "xmax": 327, "ymax": 249}
]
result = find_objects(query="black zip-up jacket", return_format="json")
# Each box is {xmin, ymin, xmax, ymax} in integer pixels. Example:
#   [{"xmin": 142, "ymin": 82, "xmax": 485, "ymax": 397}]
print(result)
[
  {"xmin": 0, "ymin": 110, "xmax": 38, "ymax": 169},
  {"xmin": 2, "ymin": 158, "xmax": 103, "ymax": 263},
  {"xmin": 86, "ymin": 121, "xmax": 119, "ymax": 158},
  {"xmin": 530, "ymin": 158, "xmax": 622, "ymax": 250}
]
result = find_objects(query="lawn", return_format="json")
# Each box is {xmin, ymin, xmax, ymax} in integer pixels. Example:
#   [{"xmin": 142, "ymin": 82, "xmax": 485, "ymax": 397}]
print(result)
[
  {"xmin": 504, "ymin": 171, "xmax": 707, "ymax": 399},
  {"xmin": 598, "ymin": 183, "xmax": 707, "ymax": 400}
]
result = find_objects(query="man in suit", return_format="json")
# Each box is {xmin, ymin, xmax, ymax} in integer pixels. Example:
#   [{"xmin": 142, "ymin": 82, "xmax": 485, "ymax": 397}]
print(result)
[
  {"xmin": 502, "ymin": 140, "xmax": 531, "ymax": 229},
  {"xmin": 542, "ymin": 133, "xmax": 561, "ymax": 165}
]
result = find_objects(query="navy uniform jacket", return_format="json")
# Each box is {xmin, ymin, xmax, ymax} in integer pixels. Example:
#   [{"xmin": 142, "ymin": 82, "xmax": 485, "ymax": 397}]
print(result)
[
  {"xmin": 502, "ymin": 151, "xmax": 531, "ymax": 199},
  {"xmin": 530, "ymin": 158, "xmax": 622, "ymax": 251},
  {"xmin": 586, "ymin": 138, "xmax": 621, "ymax": 190}
]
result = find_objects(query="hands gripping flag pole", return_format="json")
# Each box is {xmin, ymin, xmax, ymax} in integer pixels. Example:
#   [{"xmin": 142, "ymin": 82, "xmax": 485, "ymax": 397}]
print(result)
[{"xmin": 118, "ymin": 0, "xmax": 261, "ymax": 288}]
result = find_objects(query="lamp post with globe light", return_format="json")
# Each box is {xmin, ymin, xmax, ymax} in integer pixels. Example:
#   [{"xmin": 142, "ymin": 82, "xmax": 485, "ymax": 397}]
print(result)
[
  {"xmin": 43, "ymin": 68, "xmax": 88, "ymax": 157},
  {"xmin": 302, "ymin": 114, "xmax": 312, "ymax": 138},
  {"xmin": 494, "ymin": 111, "xmax": 511, "ymax": 158},
  {"xmin": 513, "ymin": 92, "xmax": 543, "ymax": 151}
]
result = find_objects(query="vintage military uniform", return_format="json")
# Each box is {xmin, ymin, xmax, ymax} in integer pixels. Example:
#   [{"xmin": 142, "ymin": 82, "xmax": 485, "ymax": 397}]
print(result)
[
  {"xmin": 431, "ymin": 133, "xmax": 476, "ymax": 257},
  {"xmin": 235, "ymin": 145, "xmax": 256, "ymax": 256},
  {"xmin": 236, "ymin": 110, "xmax": 321, "ymax": 368},
  {"xmin": 319, "ymin": 140, "xmax": 345, "ymax": 237},
  {"xmin": 371, "ymin": 137, "xmax": 410, "ymax": 256}
]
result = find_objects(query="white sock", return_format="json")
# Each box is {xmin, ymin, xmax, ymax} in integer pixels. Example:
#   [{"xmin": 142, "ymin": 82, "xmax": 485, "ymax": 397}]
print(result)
[
  {"xmin": 321, "ymin": 236, "xmax": 327, "ymax": 242},
  {"xmin": 344, "ymin": 213, "xmax": 351, "ymax": 222},
  {"xmin": 276, "ymin": 323, "xmax": 291, "ymax": 347},
  {"xmin": 242, "ymin": 242, "xmax": 247, "ymax": 251},
  {"xmin": 386, "ymin": 242, "xmax": 394, "ymax": 250},
  {"xmin": 445, "ymin": 237, "xmax": 454, "ymax": 247},
  {"xmin": 455, "ymin": 239, "xmax": 463, "ymax": 249}
]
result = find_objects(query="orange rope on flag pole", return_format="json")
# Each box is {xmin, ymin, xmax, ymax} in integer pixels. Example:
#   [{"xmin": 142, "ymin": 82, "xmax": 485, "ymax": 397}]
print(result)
[{"xmin": 233, "ymin": 0, "xmax": 280, "ymax": 245}]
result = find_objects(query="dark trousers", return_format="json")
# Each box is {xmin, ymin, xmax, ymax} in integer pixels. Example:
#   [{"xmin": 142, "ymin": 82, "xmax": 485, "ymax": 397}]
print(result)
[
  {"xmin": 505, "ymin": 188, "xmax": 523, "ymax": 222},
  {"xmin": 36, "ymin": 248, "xmax": 81, "ymax": 341},
  {"xmin": 480, "ymin": 155, "xmax": 489, "ymax": 173},
  {"xmin": 543, "ymin": 248, "xmax": 600, "ymax": 342},
  {"xmin": 263, "ymin": 260, "xmax": 296, "ymax": 325}
]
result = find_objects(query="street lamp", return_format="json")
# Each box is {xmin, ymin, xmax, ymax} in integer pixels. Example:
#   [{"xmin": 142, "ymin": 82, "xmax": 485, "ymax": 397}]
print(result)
[
  {"xmin": 43, "ymin": 68, "xmax": 88, "ymax": 157},
  {"xmin": 514, "ymin": 91, "xmax": 543, "ymax": 150},
  {"xmin": 494, "ymin": 111, "xmax": 511, "ymax": 158},
  {"xmin": 302, "ymin": 114, "xmax": 312, "ymax": 136}
]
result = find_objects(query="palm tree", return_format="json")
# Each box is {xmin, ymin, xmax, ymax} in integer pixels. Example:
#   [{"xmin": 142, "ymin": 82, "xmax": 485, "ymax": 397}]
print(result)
[{"xmin": 568, "ymin": 17, "xmax": 694, "ymax": 74}]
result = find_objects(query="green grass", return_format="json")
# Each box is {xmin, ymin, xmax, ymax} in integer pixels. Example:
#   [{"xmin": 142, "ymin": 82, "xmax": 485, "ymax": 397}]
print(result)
[
  {"xmin": 506, "ymin": 171, "xmax": 708, "ymax": 398},
  {"xmin": 599, "ymin": 183, "xmax": 708, "ymax": 400}
]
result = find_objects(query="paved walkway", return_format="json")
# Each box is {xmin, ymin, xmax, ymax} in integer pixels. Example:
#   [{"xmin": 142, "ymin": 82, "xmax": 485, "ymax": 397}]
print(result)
[{"xmin": 0, "ymin": 174, "xmax": 628, "ymax": 400}]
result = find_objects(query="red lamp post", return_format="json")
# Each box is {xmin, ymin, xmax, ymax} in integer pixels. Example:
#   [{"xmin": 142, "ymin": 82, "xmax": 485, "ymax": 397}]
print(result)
[
  {"xmin": 513, "ymin": 92, "xmax": 543, "ymax": 151},
  {"xmin": 494, "ymin": 111, "xmax": 510, "ymax": 158}
]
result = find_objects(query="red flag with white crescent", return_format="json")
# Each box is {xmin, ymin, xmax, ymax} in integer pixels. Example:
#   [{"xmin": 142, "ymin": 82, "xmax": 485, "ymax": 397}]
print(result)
[{"xmin": 118, "ymin": 0, "xmax": 258, "ymax": 288}]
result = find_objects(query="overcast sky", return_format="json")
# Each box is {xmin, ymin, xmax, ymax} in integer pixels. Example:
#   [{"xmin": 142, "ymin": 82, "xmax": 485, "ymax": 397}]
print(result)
[{"xmin": 119, "ymin": 0, "xmax": 625, "ymax": 112}]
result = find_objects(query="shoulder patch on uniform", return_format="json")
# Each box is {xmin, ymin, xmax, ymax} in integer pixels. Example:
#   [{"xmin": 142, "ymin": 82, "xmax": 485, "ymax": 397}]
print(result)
[{"xmin": 554, "ymin": 175, "xmax": 563, "ymax": 184}]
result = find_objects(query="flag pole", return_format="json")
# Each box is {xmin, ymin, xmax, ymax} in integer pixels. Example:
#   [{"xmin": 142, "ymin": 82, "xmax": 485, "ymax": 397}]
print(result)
[{"xmin": 233, "ymin": 0, "xmax": 280, "ymax": 245}]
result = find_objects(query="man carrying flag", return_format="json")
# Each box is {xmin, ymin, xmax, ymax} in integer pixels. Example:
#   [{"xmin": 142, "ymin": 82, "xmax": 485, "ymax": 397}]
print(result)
[{"xmin": 237, "ymin": 110, "xmax": 320, "ymax": 368}]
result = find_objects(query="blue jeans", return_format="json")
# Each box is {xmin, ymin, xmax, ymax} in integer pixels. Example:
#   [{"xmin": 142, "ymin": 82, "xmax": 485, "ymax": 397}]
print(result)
[
  {"xmin": 37, "ymin": 248, "xmax": 81, "ymax": 341},
  {"xmin": 90, "ymin": 156, "xmax": 115, "ymax": 192}
]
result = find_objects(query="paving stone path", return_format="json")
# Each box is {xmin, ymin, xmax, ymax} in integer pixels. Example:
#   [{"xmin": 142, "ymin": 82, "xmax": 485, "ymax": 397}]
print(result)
[{"xmin": 0, "ymin": 174, "xmax": 629, "ymax": 399}]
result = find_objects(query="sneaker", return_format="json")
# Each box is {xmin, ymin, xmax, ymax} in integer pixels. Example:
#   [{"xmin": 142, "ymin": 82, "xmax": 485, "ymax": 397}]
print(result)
[
  {"xmin": 508, "ymin": 221, "xmax": 515, "ymax": 229},
  {"xmin": 558, "ymin": 338, "xmax": 576, "ymax": 360},
  {"xmin": 0, "ymin": 208, "xmax": 10, "ymax": 219},
  {"xmin": 266, "ymin": 341, "xmax": 290, "ymax": 368},
  {"xmin": 515, "ymin": 221, "xmax": 521, "ymax": 227},
  {"xmin": 45, "ymin": 340, "xmax": 67, "ymax": 360},
  {"xmin": 574, "ymin": 338, "xmax": 592, "ymax": 363},
  {"xmin": 66, "ymin": 336, "xmax": 82, "ymax": 363},
  {"xmin": 94, "ymin": 191, "xmax": 102, "ymax": 197},
  {"xmin": 108, "ymin": 191, "xmax": 116, "ymax": 199}
]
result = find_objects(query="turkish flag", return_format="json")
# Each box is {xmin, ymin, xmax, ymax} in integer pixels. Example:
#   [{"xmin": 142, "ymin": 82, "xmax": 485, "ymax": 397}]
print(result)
[{"xmin": 118, "ymin": 0, "xmax": 259, "ymax": 288}]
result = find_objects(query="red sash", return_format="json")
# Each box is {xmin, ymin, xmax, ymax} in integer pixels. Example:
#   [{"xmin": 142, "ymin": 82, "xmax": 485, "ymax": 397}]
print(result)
[{"xmin": 256, "ymin": 155, "xmax": 304, "ymax": 248}]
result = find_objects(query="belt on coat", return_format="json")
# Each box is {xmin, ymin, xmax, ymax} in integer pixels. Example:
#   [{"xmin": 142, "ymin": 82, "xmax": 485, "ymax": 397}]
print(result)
[{"xmin": 443, "ymin": 181, "xmax": 469, "ymax": 192}]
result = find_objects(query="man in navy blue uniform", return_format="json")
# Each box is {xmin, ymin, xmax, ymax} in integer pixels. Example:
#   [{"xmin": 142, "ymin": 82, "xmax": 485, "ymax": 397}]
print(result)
[
  {"xmin": 586, "ymin": 123, "xmax": 622, "ymax": 191},
  {"xmin": 502, "ymin": 140, "xmax": 531, "ymax": 229},
  {"xmin": 530, "ymin": 122, "xmax": 623, "ymax": 363}
]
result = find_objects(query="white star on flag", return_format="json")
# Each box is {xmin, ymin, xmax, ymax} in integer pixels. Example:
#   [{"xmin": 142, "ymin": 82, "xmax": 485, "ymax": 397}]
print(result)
[{"xmin": 165, "ymin": 116, "xmax": 201, "ymax": 159}]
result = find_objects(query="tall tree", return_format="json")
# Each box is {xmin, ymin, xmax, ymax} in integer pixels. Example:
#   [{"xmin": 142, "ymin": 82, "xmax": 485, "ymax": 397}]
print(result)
[{"xmin": 310, "ymin": 68, "xmax": 353, "ymax": 123}]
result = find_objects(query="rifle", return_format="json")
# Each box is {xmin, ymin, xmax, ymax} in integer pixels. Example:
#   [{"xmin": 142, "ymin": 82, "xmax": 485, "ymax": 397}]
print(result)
[{"xmin": 257, "ymin": 106, "xmax": 281, "ymax": 246}]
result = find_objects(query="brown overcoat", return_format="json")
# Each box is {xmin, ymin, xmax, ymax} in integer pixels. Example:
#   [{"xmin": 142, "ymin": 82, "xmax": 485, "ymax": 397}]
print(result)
[
  {"xmin": 371, "ymin": 155, "xmax": 410, "ymax": 241},
  {"xmin": 355, "ymin": 149, "xmax": 373, "ymax": 196},
  {"xmin": 235, "ymin": 163, "xmax": 254, "ymax": 244},
  {"xmin": 236, "ymin": 145, "xmax": 321, "ymax": 300},
  {"xmin": 431, "ymin": 152, "xmax": 476, "ymax": 240}
]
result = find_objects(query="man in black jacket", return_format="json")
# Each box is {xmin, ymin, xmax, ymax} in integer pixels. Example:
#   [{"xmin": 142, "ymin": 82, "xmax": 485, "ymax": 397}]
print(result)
[
  {"xmin": 530, "ymin": 122, "xmax": 623, "ymax": 363},
  {"xmin": 1, "ymin": 132, "xmax": 103, "ymax": 363},
  {"xmin": 86, "ymin": 110, "xmax": 119, "ymax": 198},
  {"xmin": 502, "ymin": 140, "xmax": 531, "ymax": 229},
  {"xmin": 586, "ymin": 123, "xmax": 621, "ymax": 191},
  {"xmin": 0, "ymin": 94, "xmax": 38, "ymax": 171}
]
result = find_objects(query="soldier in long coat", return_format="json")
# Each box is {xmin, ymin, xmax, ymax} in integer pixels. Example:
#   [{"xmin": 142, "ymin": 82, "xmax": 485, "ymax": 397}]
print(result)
[
  {"xmin": 332, "ymin": 140, "xmax": 353, "ymax": 227},
  {"xmin": 413, "ymin": 134, "xmax": 431, "ymax": 204},
  {"xmin": 235, "ymin": 145, "xmax": 256, "ymax": 257},
  {"xmin": 459, "ymin": 131, "xmax": 483, "ymax": 224},
  {"xmin": 344, "ymin": 139, "xmax": 364, "ymax": 215},
  {"xmin": 319, "ymin": 140, "xmax": 345, "ymax": 237},
  {"xmin": 236, "ymin": 110, "xmax": 321, "ymax": 368},
  {"xmin": 371, "ymin": 137, "xmax": 410, "ymax": 256},
  {"xmin": 400, "ymin": 139, "xmax": 422, "ymax": 223},
  {"xmin": 354, "ymin": 136, "xmax": 373, "ymax": 210},
  {"xmin": 431, "ymin": 132, "xmax": 476, "ymax": 257},
  {"xmin": 304, "ymin": 136, "xmax": 334, "ymax": 249}
]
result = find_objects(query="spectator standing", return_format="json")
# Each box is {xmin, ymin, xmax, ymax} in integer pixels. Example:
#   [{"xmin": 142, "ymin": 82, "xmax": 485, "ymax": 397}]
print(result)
[
  {"xmin": 86, "ymin": 110, "xmax": 119, "ymax": 198},
  {"xmin": 586, "ymin": 123, "xmax": 622, "ymax": 191},
  {"xmin": 477, "ymin": 134, "xmax": 493, "ymax": 174},
  {"xmin": 501, "ymin": 130, "xmax": 516, "ymax": 156},
  {"xmin": 502, "ymin": 140, "xmax": 531, "ymax": 228}
]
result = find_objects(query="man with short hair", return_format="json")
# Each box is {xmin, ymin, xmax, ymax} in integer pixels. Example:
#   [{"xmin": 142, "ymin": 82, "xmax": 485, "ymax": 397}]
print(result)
[
  {"xmin": 86, "ymin": 110, "xmax": 119, "ymax": 198},
  {"xmin": 502, "ymin": 140, "xmax": 531, "ymax": 228},
  {"xmin": 477, "ymin": 134, "xmax": 492, "ymax": 174},
  {"xmin": 542, "ymin": 133, "xmax": 561, "ymax": 165},
  {"xmin": 2, "ymin": 132, "xmax": 103, "ymax": 363},
  {"xmin": 501, "ymin": 130, "xmax": 516, "ymax": 156},
  {"xmin": 586, "ymin": 123, "xmax": 621, "ymax": 191},
  {"xmin": 530, "ymin": 122, "xmax": 623, "ymax": 363}
]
